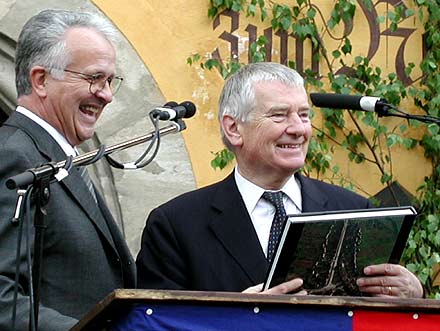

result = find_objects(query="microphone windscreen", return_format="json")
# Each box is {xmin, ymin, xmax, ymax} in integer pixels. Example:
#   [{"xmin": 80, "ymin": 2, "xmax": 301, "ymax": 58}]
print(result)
[
  {"xmin": 180, "ymin": 101, "xmax": 196, "ymax": 118},
  {"xmin": 164, "ymin": 101, "xmax": 179, "ymax": 108},
  {"xmin": 310, "ymin": 93, "xmax": 363, "ymax": 111}
]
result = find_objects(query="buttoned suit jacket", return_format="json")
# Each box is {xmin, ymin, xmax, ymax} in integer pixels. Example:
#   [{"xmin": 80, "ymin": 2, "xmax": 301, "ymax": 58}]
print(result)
[
  {"xmin": 0, "ymin": 112, "xmax": 136, "ymax": 331},
  {"xmin": 137, "ymin": 171, "xmax": 372, "ymax": 292}
]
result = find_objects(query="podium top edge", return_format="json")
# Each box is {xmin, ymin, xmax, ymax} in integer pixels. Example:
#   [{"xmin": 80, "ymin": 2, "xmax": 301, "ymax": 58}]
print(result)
[
  {"xmin": 71, "ymin": 289, "xmax": 440, "ymax": 331},
  {"xmin": 109, "ymin": 289, "xmax": 439, "ymax": 310}
]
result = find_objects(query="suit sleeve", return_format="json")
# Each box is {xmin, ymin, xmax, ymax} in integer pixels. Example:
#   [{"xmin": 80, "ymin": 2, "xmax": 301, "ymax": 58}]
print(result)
[
  {"xmin": 136, "ymin": 207, "xmax": 190, "ymax": 290},
  {"xmin": 0, "ymin": 141, "xmax": 78, "ymax": 331}
]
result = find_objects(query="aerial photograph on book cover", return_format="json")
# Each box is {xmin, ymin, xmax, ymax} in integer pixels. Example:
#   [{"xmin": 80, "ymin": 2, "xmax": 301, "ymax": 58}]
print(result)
[{"xmin": 267, "ymin": 208, "xmax": 416, "ymax": 296}]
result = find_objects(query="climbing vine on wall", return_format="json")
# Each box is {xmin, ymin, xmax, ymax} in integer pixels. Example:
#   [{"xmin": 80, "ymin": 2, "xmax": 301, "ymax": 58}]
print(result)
[{"xmin": 189, "ymin": 0, "xmax": 440, "ymax": 297}]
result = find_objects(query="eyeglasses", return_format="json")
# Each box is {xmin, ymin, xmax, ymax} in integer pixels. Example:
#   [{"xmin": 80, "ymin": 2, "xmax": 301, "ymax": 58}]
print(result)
[{"xmin": 63, "ymin": 69, "xmax": 124, "ymax": 95}]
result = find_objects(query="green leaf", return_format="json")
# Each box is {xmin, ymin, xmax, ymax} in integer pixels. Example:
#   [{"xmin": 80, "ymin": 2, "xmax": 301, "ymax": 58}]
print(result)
[
  {"xmin": 341, "ymin": 38, "xmax": 352, "ymax": 54},
  {"xmin": 208, "ymin": 7, "xmax": 218, "ymax": 18},
  {"xmin": 307, "ymin": 7, "xmax": 317, "ymax": 19},
  {"xmin": 380, "ymin": 173, "xmax": 392, "ymax": 183},
  {"xmin": 428, "ymin": 60, "xmax": 437, "ymax": 69},
  {"xmin": 332, "ymin": 50, "xmax": 341, "ymax": 59},
  {"xmin": 210, "ymin": 149, "xmax": 235, "ymax": 170},
  {"xmin": 405, "ymin": 9, "xmax": 415, "ymax": 17},
  {"xmin": 231, "ymin": 2, "xmax": 242, "ymax": 12},
  {"xmin": 420, "ymin": 246, "xmax": 431, "ymax": 259},
  {"xmin": 247, "ymin": 4, "xmax": 256, "ymax": 16},
  {"xmin": 281, "ymin": 17, "xmax": 292, "ymax": 30}
]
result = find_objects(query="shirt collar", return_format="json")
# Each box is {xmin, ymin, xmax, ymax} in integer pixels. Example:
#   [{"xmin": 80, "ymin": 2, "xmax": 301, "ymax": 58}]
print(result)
[
  {"xmin": 234, "ymin": 167, "xmax": 302, "ymax": 213},
  {"xmin": 234, "ymin": 167, "xmax": 266, "ymax": 215},
  {"xmin": 16, "ymin": 106, "xmax": 76, "ymax": 157}
]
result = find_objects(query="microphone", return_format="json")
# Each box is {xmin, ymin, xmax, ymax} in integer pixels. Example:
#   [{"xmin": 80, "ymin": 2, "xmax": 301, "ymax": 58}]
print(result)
[
  {"xmin": 151, "ymin": 101, "xmax": 196, "ymax": 120},
  {"xmin": 310, "ymin": 93, "xmax": 388, "ymax": 112}
]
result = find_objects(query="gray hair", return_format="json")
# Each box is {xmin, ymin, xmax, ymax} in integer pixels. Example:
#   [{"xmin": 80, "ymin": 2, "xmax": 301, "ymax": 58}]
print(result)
[
  {"xmin": 218, "ymin": 62, "xmax": 305, "ymax": 151},
  {"xmin": 15, "ymin": 9, "xmax": 117, "ymax": 96}
]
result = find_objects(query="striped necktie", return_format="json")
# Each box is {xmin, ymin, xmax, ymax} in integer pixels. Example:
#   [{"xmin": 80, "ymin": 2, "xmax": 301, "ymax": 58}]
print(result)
[
  {"xmin": 78, "ymin": 166, "xmax": 97, "ymax": 203},
  {"xmin": 262, "ymin": 191, "xmax": 287, "ymax": 263}
]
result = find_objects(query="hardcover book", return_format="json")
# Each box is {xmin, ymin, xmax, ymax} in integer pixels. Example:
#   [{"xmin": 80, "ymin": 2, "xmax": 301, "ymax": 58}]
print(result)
[{"xmin": 263, "ymin": 206, "xmax": 417, "ymax": 296}]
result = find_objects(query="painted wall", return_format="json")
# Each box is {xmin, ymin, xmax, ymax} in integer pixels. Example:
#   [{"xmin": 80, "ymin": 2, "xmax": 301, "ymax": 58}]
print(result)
[
  {"xmin": 93, "ymin": 0, "xmax": 430, "ymax": 198},
  {"xmin": 92, "ymin": 0, "xmax": 228, "ymax": 186}
]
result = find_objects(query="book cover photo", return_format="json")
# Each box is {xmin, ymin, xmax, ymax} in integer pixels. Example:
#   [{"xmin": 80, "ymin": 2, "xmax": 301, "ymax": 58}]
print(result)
[{"xmin": 264, "ymin": 207, "xmax": 417, "ymax": 296}]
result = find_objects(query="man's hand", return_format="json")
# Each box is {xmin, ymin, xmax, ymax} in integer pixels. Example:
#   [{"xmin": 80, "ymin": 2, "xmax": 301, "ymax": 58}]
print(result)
[
  {"xmin": 356, "ymin": 263, "xmax": 424, "ymax": 298},
  {"xmin": 242, "ymin": 278, "xmax": 307, "ymax": 295}
]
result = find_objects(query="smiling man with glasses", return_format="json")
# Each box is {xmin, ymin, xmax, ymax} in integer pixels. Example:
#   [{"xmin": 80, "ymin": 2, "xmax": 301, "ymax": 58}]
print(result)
[
  {"xmin": 0, "ymin": 9, "xmax": 135, "ymax": 331},
  {"xmin": 33, "ymin": 25, "xmax": 123, "ymax": 146}
]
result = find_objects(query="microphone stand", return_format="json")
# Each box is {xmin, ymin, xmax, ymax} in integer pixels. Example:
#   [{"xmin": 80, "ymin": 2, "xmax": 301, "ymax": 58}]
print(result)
[
  {"xmin": 7, "ymin": 118, "xmax": 185, "ymax": 331},
  {"xmin": 7, "ymin": 121, "xmax": 184, "ymax": 189},
  {"xmin": 375, "ymin": 100, "xmax": 440, "ymax": 125}
]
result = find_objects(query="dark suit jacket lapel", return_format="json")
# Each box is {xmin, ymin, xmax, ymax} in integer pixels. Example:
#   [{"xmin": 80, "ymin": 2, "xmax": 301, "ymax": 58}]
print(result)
[
  {"xmin": 296, "ymin": 173, "xmax": 328, "ymax": 212},
  {"xmin": 61, "ymin": 169, "xmax": 116, "ymax": 248},
  {"xmin": 6, "ymin": 112, "xmax": 117, "ymax": 252},
  {"xmin": 96, "ymin": 191, "xmax": 136, "ymax": 287},
  {"xmin": 209, "ymin": 173, "xmax": 268, "ymax": 284}
]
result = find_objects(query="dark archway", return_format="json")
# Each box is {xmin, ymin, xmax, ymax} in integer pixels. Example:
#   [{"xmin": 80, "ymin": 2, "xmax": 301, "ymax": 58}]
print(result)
[
  {"xmin": 0, "ymin": 108, "xmax": 8, "ymax": 125},
  {"xmin": 0, "ymin": 31, "xmax": 16, "ymax": 125}
]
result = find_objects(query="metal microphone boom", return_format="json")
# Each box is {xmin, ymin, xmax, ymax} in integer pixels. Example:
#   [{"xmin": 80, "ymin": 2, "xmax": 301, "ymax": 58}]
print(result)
[
  {"xmin": 74, "ymin": 122, "xmax": 181, "ymax": 166},
  {"xmin": 6, "ymin": 122, "xmax": 183, "ymax": 190}
]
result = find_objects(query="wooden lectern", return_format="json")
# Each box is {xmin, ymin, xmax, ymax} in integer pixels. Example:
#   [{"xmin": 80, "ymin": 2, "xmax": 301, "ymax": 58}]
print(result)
[{"xmin": 71, "ymin": 289, "xmax": 440, "ymax": 331}]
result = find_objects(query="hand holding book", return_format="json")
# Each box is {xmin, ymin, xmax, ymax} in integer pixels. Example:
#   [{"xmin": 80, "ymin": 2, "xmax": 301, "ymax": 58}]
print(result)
[
  {"xmin": 357, "ymin": 263, "xmax": 424, "ymax": 298},
  {"xmin": 263, "ymin": 207, "xmax": 419, "ymax": 297}
]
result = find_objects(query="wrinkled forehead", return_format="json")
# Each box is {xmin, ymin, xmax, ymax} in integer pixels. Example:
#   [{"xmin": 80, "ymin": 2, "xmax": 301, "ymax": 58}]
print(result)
[
  {"xmin": 253, "ymin": 80, "xmax": 308, "ymax": 104},
  {"xmin": 251, "ymin": 81, "xmax": 306, "ymax": 114},
  {"xmin": 65, "ymin": 26, "xmax": 115, "ymax": 53},
  {"xmin": 65, "ymin": 27, "xmax": 116, "ymax": 72}
]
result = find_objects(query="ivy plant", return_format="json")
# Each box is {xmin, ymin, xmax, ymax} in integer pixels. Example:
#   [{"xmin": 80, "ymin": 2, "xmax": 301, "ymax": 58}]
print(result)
[{"xmin": 189, "ymin": 0, "xmax": 440, "ymax": 297}]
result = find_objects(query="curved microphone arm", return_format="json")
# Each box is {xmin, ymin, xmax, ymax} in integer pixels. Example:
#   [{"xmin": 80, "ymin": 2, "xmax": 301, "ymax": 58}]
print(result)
[
  {"xmin": 6, "ymin": 121, "xmax": 183, "ymax": 190},
  {"xmin": 374, "ymin": 100, "xmax": 440, "ymax": 125}
]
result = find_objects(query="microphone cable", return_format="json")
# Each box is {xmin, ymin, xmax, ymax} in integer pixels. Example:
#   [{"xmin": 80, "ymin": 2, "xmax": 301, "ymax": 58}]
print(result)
[
  {"xmin": 79, "ymin": 145, "xmax": 106, "ymax": 166},
  {"xmin": 105, "ymin": 109, "xmax": 162, "ymax": 170},
  {"xmin": 25, "ymin": 186, "xmax": 36, "ymax": 331}
]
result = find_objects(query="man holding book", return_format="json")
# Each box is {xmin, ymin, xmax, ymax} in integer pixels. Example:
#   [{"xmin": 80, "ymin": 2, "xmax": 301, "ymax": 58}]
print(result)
[{"xmin": 136, "ymin": 62, "xmax": 423, "ymax": 298}]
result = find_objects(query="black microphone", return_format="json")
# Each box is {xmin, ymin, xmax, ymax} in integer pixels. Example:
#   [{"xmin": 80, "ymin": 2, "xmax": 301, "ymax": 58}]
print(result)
[
  {"xmin": 164, "ymin": 101, "xmax": 179, "ymax": 108},
  {"xmin": 310, "ymin": 93, "xmax": 388, "ymax": 112},
  {"xmin": 151, "ymin": 101, "xmax": 196, "ymax": 120}
]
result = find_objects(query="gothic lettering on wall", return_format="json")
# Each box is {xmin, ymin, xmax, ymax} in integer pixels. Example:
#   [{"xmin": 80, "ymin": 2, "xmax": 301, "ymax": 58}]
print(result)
[{"xmin": 211, "ymin": 1, "xmax": 423, "ymax": 87}]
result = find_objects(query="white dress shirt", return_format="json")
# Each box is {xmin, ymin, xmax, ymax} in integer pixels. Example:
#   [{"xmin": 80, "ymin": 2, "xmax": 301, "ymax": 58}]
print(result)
[{"xmin": 234, "ymin": 167, "xmax": 302, "ymax": 257}]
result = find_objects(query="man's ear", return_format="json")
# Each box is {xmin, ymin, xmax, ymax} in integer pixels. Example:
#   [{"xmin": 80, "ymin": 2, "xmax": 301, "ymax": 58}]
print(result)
[
  {"xmin": 221, "ymin": 115, "xmax": 243, "ymax": 148},
  {"xmin": 29, "ymin": 66, "xmax": 48, "ymax": 97}
]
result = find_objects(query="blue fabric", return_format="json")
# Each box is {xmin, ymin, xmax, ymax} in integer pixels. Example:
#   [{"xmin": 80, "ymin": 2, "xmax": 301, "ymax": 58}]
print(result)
[{"xmin": 111, "ymin": 303, "xmax": 352, "ymax": 331}]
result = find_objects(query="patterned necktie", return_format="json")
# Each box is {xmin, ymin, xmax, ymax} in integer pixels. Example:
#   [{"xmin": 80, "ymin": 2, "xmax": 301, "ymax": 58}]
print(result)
[
  {"xmin": 262, "ymin": 191, "xmax": 287, "ymax": 263},
  {"xmin": 78, "ymin": 166, "xmax": 97, "ymax": 203}
]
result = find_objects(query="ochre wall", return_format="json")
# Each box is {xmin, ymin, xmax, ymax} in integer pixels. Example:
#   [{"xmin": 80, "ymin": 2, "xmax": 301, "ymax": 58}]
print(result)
[
  {"xmin": 92, "ymin": 0, "xmax": 228, "ymax": 186},
  {"xmin": 92, "ymin": 0, "xmax": 430, "ymax": 197}
]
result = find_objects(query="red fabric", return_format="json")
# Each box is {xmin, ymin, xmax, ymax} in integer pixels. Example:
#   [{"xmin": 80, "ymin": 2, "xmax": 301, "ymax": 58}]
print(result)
[{"xmin": 353, "ymin": 310, "xmax": 440, "ymax": 331}]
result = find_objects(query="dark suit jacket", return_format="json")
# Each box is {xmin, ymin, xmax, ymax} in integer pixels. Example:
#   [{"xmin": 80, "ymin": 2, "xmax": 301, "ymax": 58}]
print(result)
[
  {"xmin": 136, "ymin": 171, "xmax": 371, "ymax": 292},
  {"xmin": 0, "ymin": 112, "xmax": 136, "ymax": 331}
]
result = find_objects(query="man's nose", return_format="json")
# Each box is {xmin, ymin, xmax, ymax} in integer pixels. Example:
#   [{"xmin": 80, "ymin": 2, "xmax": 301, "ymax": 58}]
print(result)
[
  {"xmin": 285, "ymin": 113, "xmax": 306, "ymax": 135},
  {"xmin": 95, "ymin": 80, "xmax": 113, "ymax": 103}
]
